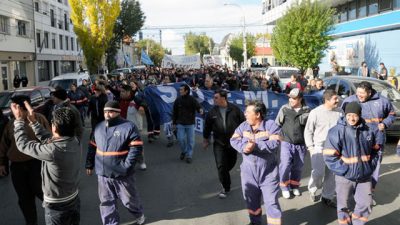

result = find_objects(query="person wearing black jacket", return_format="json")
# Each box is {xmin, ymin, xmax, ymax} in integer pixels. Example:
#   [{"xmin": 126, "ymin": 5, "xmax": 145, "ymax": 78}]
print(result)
[
  {"xmin": 172, "ymin": 84, "xmax": 203, "ymax": 163},
  {"xmin": 275, "ymin": 88, "xmax": 310, "ymax": 199},
  {"xmin": 88, "ymin": 85, "xmax": 108, "ymax": 130},
  {"xmin": 203, "ymin": 90, "xmax": 245, "ymax": 198}
]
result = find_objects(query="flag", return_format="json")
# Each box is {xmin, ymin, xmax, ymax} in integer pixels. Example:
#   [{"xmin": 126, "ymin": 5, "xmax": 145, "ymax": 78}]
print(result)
[{"xmin": 141, "ymin": 49, "xmax": 154, "ymax": 65}]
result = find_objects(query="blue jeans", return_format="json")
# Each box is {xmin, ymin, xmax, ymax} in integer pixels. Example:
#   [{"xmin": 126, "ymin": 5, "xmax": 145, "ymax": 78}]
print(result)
[
  {"xmin": 177, "ymin": 124, "xmax": 195, "ymax": 158},
  {"xmin": 44, "ymin": 196, "xmax": 80, "ymax": 225}
]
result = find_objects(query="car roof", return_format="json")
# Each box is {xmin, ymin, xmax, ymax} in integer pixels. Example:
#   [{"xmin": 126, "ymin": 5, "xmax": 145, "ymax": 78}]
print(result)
[
  {"xmin": 324, "ymin": 75, "xmax": 389, "ymax": 84},
  {"xmin": 51, "ymin": 72, "xmax": 90, "ymax": 80},
  {"xmin": 1, "ymin": 86, "xmax": 53, "ymax": 93},
  {"xmin": 267, "ymin": 67, "xmax": 299, "ymax": 70}
]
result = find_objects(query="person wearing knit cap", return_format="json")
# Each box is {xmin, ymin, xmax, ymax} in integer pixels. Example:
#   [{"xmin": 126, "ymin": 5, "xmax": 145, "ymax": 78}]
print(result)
[
  {"xmin": 86, "ymin": 100, "xmax": 145, "ymax": 225},
  {"xmin": 323, "ymin": 101, "xmax": 383, "ymax": 225},
  {"xmin": 341, "ymin": 81, "xmax": 394, "ymax": 194}
]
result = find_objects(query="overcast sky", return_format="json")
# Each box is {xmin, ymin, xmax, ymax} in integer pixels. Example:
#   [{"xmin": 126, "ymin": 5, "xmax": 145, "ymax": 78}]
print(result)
[{"xmin": 138, "ymin": 0, "xmax": 270, "ymax": 55}]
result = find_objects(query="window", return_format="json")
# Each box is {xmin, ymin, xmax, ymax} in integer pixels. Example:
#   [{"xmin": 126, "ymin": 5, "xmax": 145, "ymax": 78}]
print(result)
[
  {"xmin": 340, "ymin": 5, "xmax": 348, "ymax": 22},
  {"xmin": 42, "ymin": 2, "xmax": 48, "ymax": 15},
  {"xmin": 338, "ymin": 80, "xmax": 351, "ymax": 97},
  {"xmin": 17, "ymin": 20, "xmax": 27, "ymax": 36},
  {"xmin": 36, "ymin": 31, "xmax": 41, "ymax": 48},
  {"xmin": 58, "ymin": 19, "xmax": 63, "ymax": 29},
  {"xmin": 395, "ymin": 0, "xmax": 400, "ymax": 8},
  {"xmin": 368, "ymin": 0, "xmax": 378, "ymax": 15},
  {"xmin": 30, "ymin": 91, "xmax": 43, "ymax": 107},
  {"xmin": 58, "ymin": 0, "xmax": 62, "ymax": 3},
  {"xmin": 52, "ymin": 33, "xmax": 56, "ymax": 49},
  {"xmin": 50, "ymin": 9, "xmax": 55, "ymax": 27},
  {"xmin": 0, "ymin": 15, "xmax": 9, "ymax": 34},
  {"xmin": 348, "ymin": 1, "xmax": 356, "ymax": 20},
  {"xmin": 65, "ymin": 36, "xmax": 69, "ymax": 50},
  {"xmin": 44, "ymin": 32, "xmax": 49, "ymax": 48},
  {"xmin": 40, "ymin": 88, "xmax": 51, "ymax": 99},
  {"xmin": 76, "ymin": 39, "xmax": 80, "ymax": 51},
  {"xmin": 34, "ymin": 2, "xmax": 39, "ymax": 12},
  {"xmin": 71, "ymin": 37, "xmax": 74, "ymax": 51},
  {"xmin": 38, "ymin": 61, "xmax": 50, "ymax": 82},
  {"xmin": 64, "ymin": 13, "xmax": 68, "ymax": 31},
  {"xmin": 326, "ymin": 79, "xmax": 338, "ymax": 91},
  {"xmin": 358, "ymin": 0, "xmax": 367, "ymax": 18},
  {"xmin": 379, "ymin": 0, "xmax": 392, "ymax": 12},
  {"xmin": 59, "ymin": 35, "xmax": 63, "ymax": 50}
]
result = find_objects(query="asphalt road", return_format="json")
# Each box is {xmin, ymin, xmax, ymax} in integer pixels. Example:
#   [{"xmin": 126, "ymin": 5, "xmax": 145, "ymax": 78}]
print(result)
[{"xmin": 0, "ymin": 124, "xmax": 399, "ymax": 225}]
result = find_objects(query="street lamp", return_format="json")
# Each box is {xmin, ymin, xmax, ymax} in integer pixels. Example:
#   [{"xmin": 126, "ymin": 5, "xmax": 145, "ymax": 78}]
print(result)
[{"xmin": 224, "ymin": 3, "xmax": 247, "ymax": 69}]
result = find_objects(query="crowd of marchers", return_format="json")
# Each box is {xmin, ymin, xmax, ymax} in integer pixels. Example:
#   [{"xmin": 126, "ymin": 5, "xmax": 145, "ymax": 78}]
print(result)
[{"xmin": 0, "ymin": 64, "xmax": 399, "ymax": 225}]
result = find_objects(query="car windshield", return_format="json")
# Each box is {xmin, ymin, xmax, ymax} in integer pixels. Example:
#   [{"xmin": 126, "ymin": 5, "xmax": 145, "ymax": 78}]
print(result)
[
  {"xmin": 278, "ymin": 70, "xmax": 299, "ymax": 79},
  {"xmin": 0, "ymin": 91, "xmax": 31, "ymax": 109},
  {"xmin": 0, "ymin": 92, "xmax": 12, "ymax": 109},
  {"xmin": 352, "ymin": 80, "xmax": 400, "ymax": 101},
  {"xmin": 49, "ymin": 79, "xmax": 75, "ymax": 90}
]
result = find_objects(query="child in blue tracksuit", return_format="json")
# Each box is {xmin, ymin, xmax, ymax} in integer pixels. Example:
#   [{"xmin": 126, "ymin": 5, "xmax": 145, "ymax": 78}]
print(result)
[
  {"xmin": 230, "ymin": 101, "xmax": 282, "ymax": 225},
  {"xmin": 324, "ymin": 102, "xmax": 383, "ymax": 225}
]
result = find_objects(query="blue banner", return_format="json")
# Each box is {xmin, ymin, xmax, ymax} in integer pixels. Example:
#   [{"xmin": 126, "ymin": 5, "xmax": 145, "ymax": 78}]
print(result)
[
  {"xmin": 141, "ymin": 49, "xmax": 154, "ymax": 65},
  {"xmin": 144, "ymin": 83, "xmax": 323, "ymax": 132}
]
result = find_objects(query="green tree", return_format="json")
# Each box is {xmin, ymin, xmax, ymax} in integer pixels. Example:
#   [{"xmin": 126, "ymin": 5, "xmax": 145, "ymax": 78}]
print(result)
[
  {"xmin": 136, "ymin": 39, "xmax": 165, "ymax": 66},
  {"xmin": 106, "ymin": 0, "xmax": 145, "ymax": 71},
  {"xmin": 271, "ymin": 0, "xmax": 336, "ymax": 70},
  {"xmin": 228, "ymin": 33, "xmax": 256, "ymax": 65},
  {"xmin": 69, "ymin": 0, "xmax": 120, "ymax": 74},
  {"xmin": 184, "ymin": 32, "xmax": 214, "ymax": 58}
]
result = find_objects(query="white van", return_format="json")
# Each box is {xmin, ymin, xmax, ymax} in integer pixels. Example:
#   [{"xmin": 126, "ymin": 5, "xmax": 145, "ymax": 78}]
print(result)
[
  {"xmin": 266, "ymin": 67, "xmax": 300, "ymax": 90},
  {"xmin": 49, "ymin": 72, "xmax": 92, "ymax": 90}
]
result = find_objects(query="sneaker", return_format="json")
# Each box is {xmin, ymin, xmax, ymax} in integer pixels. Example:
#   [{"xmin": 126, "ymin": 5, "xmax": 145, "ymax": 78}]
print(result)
[
  {"xmin": 139, "ymin": 163, "xmax": 147, "ymax": 171},
  {"xmin": 179, "ymin": 153, "xmax": 185, "ymax": 160},
  {"xmin": 131, "ymin": 214, "xmax": 145, "ymax": 225},
  {"xmin": 282, "ymin": 190, "xmax": 291, "ymax": 199},
  {"xmin": 309, "ymin": 191, "xmax": 320, "ymax": 202},
  {"xmin": 148, "ymin": 135, "xmax": 155, "ymax": 143},
  {"xmin": 218, "ymin": 190, "xmax": 229, "ymax": 199},
  {"xmin": 292, "ymin": 189, "xmax": 301, "ymax": 196},
  {"xmin": 166, "ymin": 142, "xmax": 173, "ymax": 148},
  {"xmin": 186, "ymin": 158, "xmax": 192, "ymax": 164},
  {"xmin": 321, "ymin": 197, "xmax": 337, "ymax": 208},
  {"xmin": 371, "ymin": 194, "xmax": 377, "ymax": 206}
]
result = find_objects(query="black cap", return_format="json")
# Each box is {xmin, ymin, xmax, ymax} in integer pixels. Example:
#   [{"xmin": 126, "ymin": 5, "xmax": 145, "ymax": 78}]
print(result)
[
  {"xmin": 51, "ymin": 88, "xmax": 68, "ymax": 100},
  {"xmin": 10, "ymin": 95, "xmax": 31, "ymax": 110},
  {"xmin": 345, "ymin": 101, "xmax": 362, "ymax": 116},
  {"xmin": 104, "ymin": 101, "xmax": 121, "ymax": 113}
]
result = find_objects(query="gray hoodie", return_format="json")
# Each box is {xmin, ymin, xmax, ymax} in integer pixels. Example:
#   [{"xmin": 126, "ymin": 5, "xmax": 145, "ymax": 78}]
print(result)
[
  {"xmin": 304, "ymin": 105, "xmax": 342, "ymax": 149},
  {"xmin": 14, "ymin": 120, "xmax": 81, "ymax": 204}
]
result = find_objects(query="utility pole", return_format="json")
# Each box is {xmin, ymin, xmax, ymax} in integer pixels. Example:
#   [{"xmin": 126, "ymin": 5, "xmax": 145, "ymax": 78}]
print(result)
[
  {"xmin": 159, "ymin": 29, "xmax": 162, "ymax": 45},
  {"xmin": 224, "ymin": 3, "xmax": 247, "ymax": 69}
]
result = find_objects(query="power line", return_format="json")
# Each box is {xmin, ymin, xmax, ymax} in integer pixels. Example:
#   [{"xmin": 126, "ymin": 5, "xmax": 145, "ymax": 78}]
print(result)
[{"xmin": 142, "ymin": 23, "xmax": 266, "ymax": 30}]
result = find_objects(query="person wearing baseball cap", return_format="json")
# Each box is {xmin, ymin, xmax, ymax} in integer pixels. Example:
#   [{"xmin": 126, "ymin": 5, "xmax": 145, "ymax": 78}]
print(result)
[
  {"xmin": 275, "ymin": 88, "xmax": 310, "ymax": 199},
  {"xmin": 86, "ymin": 100, "xmax": 145, "ymax": 225},
  {"xmin": 323, "ymin": 101, "xmax": 383, "ymax": 225}
]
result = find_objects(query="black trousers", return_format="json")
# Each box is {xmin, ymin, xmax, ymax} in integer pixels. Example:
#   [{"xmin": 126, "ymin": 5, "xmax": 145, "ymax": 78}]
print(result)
[
  {"xmin": 213, "ymin": 143, "xmax": 238, "ymax": 192},
  {"xmin": 10, "ymin": 159, "xmax": 43, "ymax": 225}
]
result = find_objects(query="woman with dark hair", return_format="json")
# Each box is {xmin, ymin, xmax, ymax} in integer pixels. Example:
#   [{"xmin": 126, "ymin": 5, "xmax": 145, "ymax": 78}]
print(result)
[{"xmin": 269, "ymin": 75, "xmax": 282, "ymax": 93}]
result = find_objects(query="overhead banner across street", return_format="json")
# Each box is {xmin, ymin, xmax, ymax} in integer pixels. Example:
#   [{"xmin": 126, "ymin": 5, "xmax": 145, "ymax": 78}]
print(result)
[{"xmin": 161, "ymin": 54, "xmax": 202, "ymax": 69}]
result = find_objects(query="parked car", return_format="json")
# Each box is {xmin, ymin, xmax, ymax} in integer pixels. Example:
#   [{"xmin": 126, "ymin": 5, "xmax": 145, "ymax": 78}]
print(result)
[
  {"xmin": 0, "ymin": 86, "xmax": 55, "ymax": 118},
  {"xmin": 265, "ymin": 67, "xmax": 300, "ymax": 90},
  {"xmin": 323, "ymin": 76, "xmax": 400, "ymax": 137},
  {"xmin": 49, "ymin": 72, "xmax": 92, "ymax": 91},
  {"xmin": 109, "ymin": 68, "xmax": 133, "ymax": 77}
]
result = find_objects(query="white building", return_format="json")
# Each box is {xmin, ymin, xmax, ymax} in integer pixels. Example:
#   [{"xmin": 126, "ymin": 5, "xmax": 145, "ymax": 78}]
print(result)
[
  {"xmin": 262, "ymin": 0, "xmax": 400, "ymax": 76},
  {"xmin": 0, "ymin": 0, "xmax": 35, "ymax": 91},
  {"xmin": 34, "ymin": 0, "xmax": 82, "ymax": 86}
]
